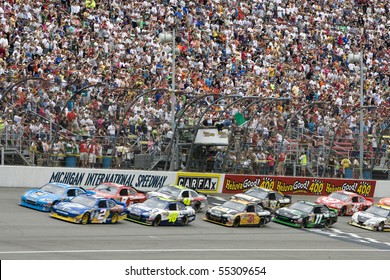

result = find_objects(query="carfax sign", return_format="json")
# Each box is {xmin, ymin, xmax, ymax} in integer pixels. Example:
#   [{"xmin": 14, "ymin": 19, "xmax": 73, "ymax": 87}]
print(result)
[{"xmin": 176, "ymin": 172, "xmax": 221, "ymax": 193}]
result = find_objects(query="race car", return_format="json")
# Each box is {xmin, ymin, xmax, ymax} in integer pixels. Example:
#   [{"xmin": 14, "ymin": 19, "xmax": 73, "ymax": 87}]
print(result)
[
  {"xmin": 50, "ymin": 194, "xmax": 129, "ymax": 224},
  {"xmin": 88, "ymin": 182, "xmax": 146, "ymax": 207},
  {"xmin": 315, "ymin": 190, "xmax": 373, "ymax": 216},
  {"xmin": 349, "ymin": 205, "xmax": 390, "ymax": 232},
  {"xmin": 273, "ymin": 201, "xmax": 338, "ymax": 228},
  {"xmin": 126, "ymin": 197, "xmax": 196, "ymax": 226},
  {"xmin": 378, "ymin": 197, "xmax": 390, "ymax": 207},
  {"xmin": 146, "ymin": 184, "xmax": 208, "ymax": 212},
  {"xmin": 204, "ymin": 198, "xmax": 272, "ymax": 227},
  {"xmin": 19, "ymin": 182, "xmax": 93, "ymax": 212},
  {"xmin": 231, "ymin": 187, "xmax": 291, "ymax": 212}
]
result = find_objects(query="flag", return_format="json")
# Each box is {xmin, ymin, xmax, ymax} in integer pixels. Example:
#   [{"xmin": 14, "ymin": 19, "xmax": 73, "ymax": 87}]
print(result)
[{"xmin": 234, "ymin": 112, "xmax": 247, "ymax": 127}]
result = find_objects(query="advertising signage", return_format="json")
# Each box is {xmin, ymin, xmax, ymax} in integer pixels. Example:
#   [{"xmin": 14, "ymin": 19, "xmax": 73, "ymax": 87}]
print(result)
[{"xmin": 223, "ymin": 175, "xmax": 376, "ymax": 197}]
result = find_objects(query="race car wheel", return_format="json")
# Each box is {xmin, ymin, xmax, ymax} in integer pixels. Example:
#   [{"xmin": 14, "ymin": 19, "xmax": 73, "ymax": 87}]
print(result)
[
  {"xmin": 50, "ymin": 200, "xmax": 59, "ymax": 210},
  {"xmin": 377, "ymin": 222, "xmax": 384, "ymax": 232},
  {"xmin": 257, "ymin": 217, "xmax": 266, "ymax": 228},
  {"xmin": 324, "ymin": 219, "xmax": 332, "ymax": 229},
  {"xmin": 81, "ymin": 212, "xmax": 90, "ymax": 224},
  {"xmin": 181, "ymin": 216, "xmax": 189, "ymax": 225},
  {"xmin": 300, "ymin": 218, "xmax": 308, "ymax": 228},
  {"xmin": 152, "ymin": 215, "xmax": 161, "ymax": 226},
  {"xmin": 192, "ymin": 202, "xmax": 201, "ymax": 212},
  {"xmin": 339, "ymin": 207, "xmax": 347, "ymax": 216},
  {"xmin": 233, "ymin": 217, "xmax": 240, "ymax": 228},
  {"xmin": 111, "ymin": 213, "xmax": 118, "ymax": 224}
]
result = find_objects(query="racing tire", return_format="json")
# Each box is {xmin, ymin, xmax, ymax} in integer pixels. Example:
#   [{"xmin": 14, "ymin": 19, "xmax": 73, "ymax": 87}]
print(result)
[
  {"xmin": 181, "ymin": 216, "xmax": 189, "ymax": 225},
  {"xmin": 324, "ymin": 219, "xmax": 332, "ymax": 229},
  {"xmin": 192, "ymin": 202, "xmax": 201, "ymax": 213},
  {"xmin": 300, "ymin": 218, "xmax": 308, "ymax": 228},
  {"xmin": 81, "ymin": 212, "xmax": 90, "ymax": 225},
  {"xmin": 339, "ymin": 207, "xmax": 347, "ymax": 216},
  {"xmin": 152, "ymin": 215, "xmax": 161, "ymax": 226},
  {"xmin": 257, "ymin": 217, "xmax": 266, "ymax": 228},
  {"xmin": 377, "ymin": 222, "xmax": 384, "ymax": 232},
  {"xmin": 50, "ymin": 200, "xmax": 59, "ymax": 211},
  {"xmin": 233, "ymin": 217, "xmax": 240, "ymax": 228},
  {"xmin": 111, "ymin": 213, "xmax": 118, "ymax": 224}
]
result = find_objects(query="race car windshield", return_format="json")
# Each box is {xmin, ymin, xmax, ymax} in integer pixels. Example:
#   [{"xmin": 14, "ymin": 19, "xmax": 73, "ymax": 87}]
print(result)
[
  {"xmin": 157, "ymin": 185, "xmax": 181, "ymax": 197},
  {"xmin": 95, "ymin": 184, "xmax": 119, "ymax": 195},
  {"xmin": 289, "ymin": 202, "xmax": 314, "ymax": 213},
  {"xmin": 329, "ymin": 192, "xmax": 350, "ymax": 201},
  {"xmin": 71, "ymin": 196, "xmax": 97, "ymax": 207},
  {"xmin": 366, "ymin": 206, "xmax": 390, "ymax": 217},
  {"xmin": 245, "ymin": 188, "xmax": 268, "ymax": 199},
  {"xmin": 143, "ymin": 198, "xmax": 169, "ymax": 209},
  {"xmin": 40, "ymin": 183, "xmax": 67, "ymax": 195},
  {"xmin": 221, "ymin": 201, "xmax": 247, "ymax": 212}
]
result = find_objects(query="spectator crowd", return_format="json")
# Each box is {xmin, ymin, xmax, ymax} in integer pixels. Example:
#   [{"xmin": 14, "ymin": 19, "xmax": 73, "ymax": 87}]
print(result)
[{"xmin": 0, "ymin": 0, "xmax": 389, "ymax": 175}]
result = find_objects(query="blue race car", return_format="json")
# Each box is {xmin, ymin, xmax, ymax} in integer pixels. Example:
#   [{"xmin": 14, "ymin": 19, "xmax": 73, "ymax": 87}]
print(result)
[
  {"xmin": 19, "ymin": 182, "xmax": 92, "ymax": 212},
  {"xmin": 126, "ymin": 197, "xmax": 196, "ymax": 226},
  {"xmin": 50, "ymin": 194, "xmax": 129, "ymax": 224}
]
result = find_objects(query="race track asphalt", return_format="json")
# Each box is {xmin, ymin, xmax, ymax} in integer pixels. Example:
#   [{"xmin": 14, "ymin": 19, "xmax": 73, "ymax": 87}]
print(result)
[{"xmin": 1, "ymin": 187, "xmax": 390, "ymax": 260}]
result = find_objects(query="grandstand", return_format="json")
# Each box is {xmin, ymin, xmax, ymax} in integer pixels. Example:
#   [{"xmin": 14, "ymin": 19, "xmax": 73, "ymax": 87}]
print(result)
[{"xmin": 0, "ymin": 0, "xmax": 389, "ymax": 180}]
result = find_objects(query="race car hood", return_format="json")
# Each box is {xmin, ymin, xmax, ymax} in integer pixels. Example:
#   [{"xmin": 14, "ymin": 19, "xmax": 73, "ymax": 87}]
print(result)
[
  {"xmin": 316, "ymin": 196, "xmax": 344, "ymax": 206},
  {"xmin": 128, "ymin": 203, "xmax": 157, "ymax": 216},
  {"xmin": 232, "ymin": 193, "xmax": 262, "ymax": 203},
  {"xmin": 147, "ymin": 191, "xmax": 173, "ymax": 200},
  {"xmin": 54, "ymin": 202, "xmax": 91, "ymax": 214},
  {"xmin": 23, "ymin": 189, "xmax": 60, "ymax": 203},
  {"xmin": 209, "ymin": 205, "xmax": 239, "ymax": 216},
  {"xmin": 276, "ymin": 207, "xmax": 305, "ymax": 218},
  {"xmin": 93, "ymin": 190, "xmax": 115, "ymax": 198},
  {"xmin": 355, "ymin": 212, "xmax": 386, "ymax": 224}
]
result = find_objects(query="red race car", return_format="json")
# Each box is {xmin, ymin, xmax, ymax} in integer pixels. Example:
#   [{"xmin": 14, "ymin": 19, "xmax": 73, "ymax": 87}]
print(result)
[
  {"xmin": 315, "ymin": 190, "xmax": 373, "ymax": 216},
  {"xmin": 89, "ymin": 182, "xmax": 146, "ymax": 207},
  {"xmin": 378, "ymin": 197, "xmax": 390, "ymax": 207}
]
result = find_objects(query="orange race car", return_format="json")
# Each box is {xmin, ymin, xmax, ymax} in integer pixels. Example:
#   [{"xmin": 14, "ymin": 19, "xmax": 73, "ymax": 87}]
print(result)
[
  {"xmin": 315, "ymin": 190, "xmax": 373, "ymax": 216},
  {"xmin": 89, "ymin": 182, "xmax": 146, "ymax": 207}
]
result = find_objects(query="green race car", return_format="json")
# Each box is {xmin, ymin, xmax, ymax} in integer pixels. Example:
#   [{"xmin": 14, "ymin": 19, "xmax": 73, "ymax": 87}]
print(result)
[{"xmin": 273, "ymin": 200, "xmax": 338, "ymax": 228}]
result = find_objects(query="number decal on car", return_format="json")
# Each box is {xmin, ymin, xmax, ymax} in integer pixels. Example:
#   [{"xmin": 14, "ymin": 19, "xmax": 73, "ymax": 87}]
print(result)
[
  {"xmin": 314, "ymin": 214, "xmax": 323, "ymax": 224},
  {"xmin": 269, "ymin": 200, "xmax": 278, "ymax": 208},
  {"xmin": 93, "ymin": 209, "xmax": 108, "ymax": 221},
  {"xmin": 183, "ymin": 198, "xmax": 191, "ymax": 206},
  {"xmin": 168, "ymin": 211, "xmax": 179, "ymax": 223}
]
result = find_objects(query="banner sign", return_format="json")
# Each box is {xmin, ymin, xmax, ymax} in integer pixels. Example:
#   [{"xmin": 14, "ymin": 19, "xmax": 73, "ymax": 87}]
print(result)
[
  {"xmin": 47, "ymin": 169, "xmax": 177, "ymax": 191},
  {"xmin": 194, "ymin": 128, "xmax": 229, "ymax": 145},
  {"xmin": 223, "ymin": 175, "xmax": 376, "ymax": 197},
  {"xmin": 176, "ymin": 172, "xmax": 221, "ymax": 193}
]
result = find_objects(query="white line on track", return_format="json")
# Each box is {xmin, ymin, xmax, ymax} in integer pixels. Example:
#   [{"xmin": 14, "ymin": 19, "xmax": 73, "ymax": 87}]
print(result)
[{"xmin": 1, "ymin": 248, "xmax": 390, "ymax": 255}]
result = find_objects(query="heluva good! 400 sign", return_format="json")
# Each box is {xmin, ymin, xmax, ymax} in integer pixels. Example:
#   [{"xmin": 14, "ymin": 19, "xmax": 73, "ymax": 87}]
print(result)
[{"xmin": 222, "ymin": 175, "xmax": 376, "ymax": 197}]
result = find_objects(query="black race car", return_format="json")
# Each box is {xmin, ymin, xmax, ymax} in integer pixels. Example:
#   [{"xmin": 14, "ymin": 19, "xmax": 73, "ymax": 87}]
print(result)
[{"xmin": 231, "ymin": 187, "xmax": 291, "ymax": 212}]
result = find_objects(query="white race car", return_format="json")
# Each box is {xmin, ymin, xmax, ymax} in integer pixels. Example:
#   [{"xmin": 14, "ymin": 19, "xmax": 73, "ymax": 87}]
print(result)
[
  {"xmin": 126, "ymin": 197, "xmax": 196, "ymax": 226},
  {"xmin": 349, "ymin": 205, "xmax": 390, "ymax": 231}
]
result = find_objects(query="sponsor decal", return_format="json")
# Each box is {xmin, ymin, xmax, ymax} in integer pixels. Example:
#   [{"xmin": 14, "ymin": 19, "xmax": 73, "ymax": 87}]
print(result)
[
  {"xmin": 176, "ymin": 172, "xmax": 220, "ymax": 193},
  {"xmin": 49, "ymin": 171, "xmax": 168, "ymax": 189},
  {"xmin": 223, "ymin": 175, "xmax": 376, "ymax": 197}
]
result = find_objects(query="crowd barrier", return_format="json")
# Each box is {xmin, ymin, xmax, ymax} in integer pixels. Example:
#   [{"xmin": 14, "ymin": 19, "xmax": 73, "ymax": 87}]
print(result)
[{"xmin": 0, "ymin": 166, "xmax": 389, "ymax": 197}]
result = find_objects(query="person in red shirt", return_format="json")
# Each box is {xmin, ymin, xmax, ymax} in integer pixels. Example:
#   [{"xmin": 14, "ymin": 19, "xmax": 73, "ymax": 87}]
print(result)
[
  {"xmin": 88, "ymin": 139, "xmax": 98, "ymax": 168},
  {"xmin": 79, "ymin": 139, "xmax": 88, "ymax": 168},
  {"xmin": 266, "ymin": 152, "xmax": 275, "ymax": 175},
  {"xmin": 277, "ymin": 151, "xmax": 286, "ymax": 175}
]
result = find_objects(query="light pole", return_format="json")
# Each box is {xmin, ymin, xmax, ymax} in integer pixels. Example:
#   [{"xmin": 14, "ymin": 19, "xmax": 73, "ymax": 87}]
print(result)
[{"xmin": 159, "ymin": 28, "xmax": 178, "ymax": 170}]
